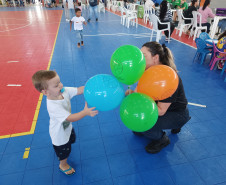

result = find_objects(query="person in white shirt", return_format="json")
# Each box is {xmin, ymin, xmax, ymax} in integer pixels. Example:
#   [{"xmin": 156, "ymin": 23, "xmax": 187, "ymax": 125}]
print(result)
[
  {"xmin": 63, "ymin": 0, "xmax": 70, "ymax": 21},
  {"xmin": 70, "ymin": 8, "xmax": 87, "ymax": 48},
  {"xmin": 32, "ymin": 70, "xmax": 98, "ymax": 176},
  {"xmin": 66, "ymin": 0, "xmax": 75, "ymax": 19},
  {"xmin": 145, "ymin": 0, "xmax": 155, "ymax": 8}
]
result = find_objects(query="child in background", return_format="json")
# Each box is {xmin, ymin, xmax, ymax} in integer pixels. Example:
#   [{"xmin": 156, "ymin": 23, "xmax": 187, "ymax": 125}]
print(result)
[
  {"xmin": 217, "ymin": 31, "xmax": 226, "ymax": 69},
  {"xmin": 32, "ymin": 70, "xmax": 98, "ymax": 176},
  {"xmin": 70, "ymin": 8, "xmax": 87, "ymax": 48},
  {"xmin": 77, "ymin": 1, "xmax": 82, "ymax": 11}
]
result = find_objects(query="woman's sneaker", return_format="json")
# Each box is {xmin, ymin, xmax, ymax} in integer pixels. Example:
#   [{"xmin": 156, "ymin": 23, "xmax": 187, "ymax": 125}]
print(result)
[
  {"xmin": 132, "ymin": 131, "xmax": 143, "ymax": 136},
  {"xmin": 145, "ymin": 132, "xmax": 170, "ymax": 154},
  {"xmin": 171, "ymin": 128, "xmax": 181, "ymax": 134}
]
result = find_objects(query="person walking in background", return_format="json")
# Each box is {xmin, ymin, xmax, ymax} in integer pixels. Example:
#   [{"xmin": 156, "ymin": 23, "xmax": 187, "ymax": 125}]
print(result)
[{"xmin": 87, "ymin": 0, "xmax": 99, "ymax": 22}]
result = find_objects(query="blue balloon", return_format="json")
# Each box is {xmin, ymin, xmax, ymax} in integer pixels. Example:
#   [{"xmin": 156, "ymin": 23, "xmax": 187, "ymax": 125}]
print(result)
[{"xmin": 84, "ymin": 74, "xmax": 125, "ymax": 111}]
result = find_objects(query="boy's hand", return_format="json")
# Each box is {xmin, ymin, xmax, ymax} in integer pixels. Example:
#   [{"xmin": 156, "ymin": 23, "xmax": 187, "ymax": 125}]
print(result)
[
  {"xmin": 77, "ymin": 86, "xmax": 84, "ymax": 95},
  {"xmin": 84, "ymin": 21, "xmax": 87, "ymax": 25},
  {"xmin": 83, "ymin": 102, "xmax": 98, "ymax": 117}
]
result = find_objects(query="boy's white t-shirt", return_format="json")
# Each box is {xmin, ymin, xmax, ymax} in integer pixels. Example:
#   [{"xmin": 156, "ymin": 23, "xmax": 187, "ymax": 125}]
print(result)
[
  {"xmin": 71, "ymin": 16, "xmax": 85, "ymax": 30},
  {"xmin": 47, "ymin": 87, "xmax": 78, "ymax": 146}
]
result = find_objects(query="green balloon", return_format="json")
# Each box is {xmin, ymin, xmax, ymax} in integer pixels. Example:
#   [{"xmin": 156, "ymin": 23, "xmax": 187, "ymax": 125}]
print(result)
[
  {"xmin": 110, "ymin": 45, "xmax": 146, "ymax": 85},
  {"xmin": 120, "ymin": 93, "xmax": 158, "ymax": 132}
]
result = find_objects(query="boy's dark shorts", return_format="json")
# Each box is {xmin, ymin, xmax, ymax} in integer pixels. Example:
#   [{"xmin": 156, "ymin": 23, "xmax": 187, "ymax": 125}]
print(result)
[{"xmin": 53, "ymin": 128, "xmax": 76, "ymax": 161}]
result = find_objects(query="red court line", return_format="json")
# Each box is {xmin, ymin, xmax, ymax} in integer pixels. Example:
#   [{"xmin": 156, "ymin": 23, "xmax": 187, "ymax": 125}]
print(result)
[
  {"xmin": 0, "ymin": 10, "xmax": 63, "ymax": 138},
  {"xmin": 107, "ymin": 9, "xmax": 197, "ymax": 48}
]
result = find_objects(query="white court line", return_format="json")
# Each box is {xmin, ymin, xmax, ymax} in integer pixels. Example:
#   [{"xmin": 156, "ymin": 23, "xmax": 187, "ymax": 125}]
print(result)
[
  {"xmin": 84, "ymin": 32, "xmax": 151, "ymax": 37},
  {"xmin": 7, "ymin": 84, "xmax": 22, "ymax": 87},
  {"xmin": 188, "ymin": 102, "xmax": 206, "ymax": 108},
  {"xmin": 0, "ymin": 18, "xmax": 32, "ymax": 33},
  {"xmin": 135, "ymin": 36, "xmax": 151, "ymax": 38},
  {"xmin": 7, "ymin": 61, "xmax": 20, "ymax": 63}
]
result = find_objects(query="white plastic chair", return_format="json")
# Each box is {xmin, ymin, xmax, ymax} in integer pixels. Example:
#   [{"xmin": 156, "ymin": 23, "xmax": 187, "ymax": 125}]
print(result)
[
  {"xmin": 149, "ymin": 14, "xmax": 171, "ymax": 43},
  {"xmin": 148, "ymin": 6, "xmax": 155, "ymax": 26},
  {"xmin": 143, "ymin": 6, "xmax": 150, "ymax": 24},
  {"xmin": 111, "ymin": 0, "xmax": 118, "ymax": 12},
  {"xmin": 107, "ymin": 0, "xmax": 112, "ymax": 10},
  {"xmin": 119, "ymin": 6, "xmax": 127, "ymax": 25},
  {"xmin": 126, "ymin": 9, "xmax": 138, "ymax": 28},
  {"xmin": 189, "ymin": 11, "xmax": 207, "ymax": 40},
  {"xmin": 129, "ymin": 3, "xmax": 138, "ymax": 11},
  {"xmin": 98, "ymin": 2, "xmax": 105, "ymax": 13},
  {"xmin": 176, "ymin": 9, "xmax": 193, "ymax": 37}
]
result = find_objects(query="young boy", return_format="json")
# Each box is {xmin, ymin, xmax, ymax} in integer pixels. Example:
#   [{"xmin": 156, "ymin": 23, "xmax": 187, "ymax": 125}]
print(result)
[
  {"xmin": 70, "ymin": 8, "xmax": 87, "ymax": 48},
  {"xmin": 32, "ymin": 70, "xmax": 98, "ymax": 176}
]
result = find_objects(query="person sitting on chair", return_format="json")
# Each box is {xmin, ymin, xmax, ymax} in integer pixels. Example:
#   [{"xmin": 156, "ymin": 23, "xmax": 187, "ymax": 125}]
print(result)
[
  {"xmin": 183, "ymin": 0, "xmax": 199, "ymax": 35},
  {"xmin": 198, "ymin": 0, "xmax": 215, "ymax": 33},
  {"xmin": 155, "ymin": 0, "xmax": 175, "ymax": 41}
]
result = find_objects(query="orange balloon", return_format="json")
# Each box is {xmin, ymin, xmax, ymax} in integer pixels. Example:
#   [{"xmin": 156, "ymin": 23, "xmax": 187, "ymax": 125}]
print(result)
[{"xmin": 137, "ymin": 65, "xmax": 179, "ymax": 101}]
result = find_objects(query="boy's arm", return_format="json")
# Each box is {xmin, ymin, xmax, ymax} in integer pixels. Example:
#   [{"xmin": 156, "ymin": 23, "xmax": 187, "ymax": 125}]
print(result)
[
  {"xmin": 83, "ymin": 21, "xmax": 87, "ymax": 25},
  {"xmin": 77, "ymin": 86, "xmax": 84, "ymax": 95},
  {"xmin": 66, "ymin": 102, "xmax": 98, "ymax": 122},
  {"xmin": 70, "ymin": 20, "xmax": 72, "ymax": 31}
]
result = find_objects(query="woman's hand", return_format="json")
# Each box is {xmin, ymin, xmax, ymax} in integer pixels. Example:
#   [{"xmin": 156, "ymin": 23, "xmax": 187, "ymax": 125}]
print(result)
[
  {"xmin": 125, "ymin": 89, "xmax": 134, "ymax": 96},
  {"xmin": 157, "ymin": 102, "xmax": 171, "ymax": 116}
]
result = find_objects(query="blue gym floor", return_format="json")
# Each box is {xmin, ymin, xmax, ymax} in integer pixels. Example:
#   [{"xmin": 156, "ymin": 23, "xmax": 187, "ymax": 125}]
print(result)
[{"xmin": 1, "ymin": 7, "xmax": 226, "ymax": 185}]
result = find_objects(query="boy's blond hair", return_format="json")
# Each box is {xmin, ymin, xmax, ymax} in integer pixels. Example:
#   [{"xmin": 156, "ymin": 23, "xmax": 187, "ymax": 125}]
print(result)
[{"xmin": 32, "ymin": 70, "xmax": 57, "ymax": 92}]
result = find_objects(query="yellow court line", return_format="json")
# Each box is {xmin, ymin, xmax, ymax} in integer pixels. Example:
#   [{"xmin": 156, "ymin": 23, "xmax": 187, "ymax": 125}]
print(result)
[{"xmin": 0, "ymin": 11, "xmax": 63, "ymax": 139}]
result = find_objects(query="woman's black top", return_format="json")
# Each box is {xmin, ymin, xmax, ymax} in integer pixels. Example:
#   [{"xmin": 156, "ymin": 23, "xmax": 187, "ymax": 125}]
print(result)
[{"xmin": 159, "ymin": 76, "xmax": 188, "ymax": 111}]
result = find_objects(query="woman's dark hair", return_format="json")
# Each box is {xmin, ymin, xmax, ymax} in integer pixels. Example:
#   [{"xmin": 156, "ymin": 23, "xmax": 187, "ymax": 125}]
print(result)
[
  {"xmin": 218, "ymin": 30, "xmax": 226, "ymax": 40},
  {"xmin": 191, "ymin": 0, "xmax": 197, "ymax": 7},
  {"xmin": 142, "ymin": 42, "xmax": 177, "ymax": 71},
  {"xmin": 202, "ymin": 0, "xmax": 210, "ymax": 11},
  {"xmin": 159, "ymin": 0, "xmax": 168, "ymax": 21}
]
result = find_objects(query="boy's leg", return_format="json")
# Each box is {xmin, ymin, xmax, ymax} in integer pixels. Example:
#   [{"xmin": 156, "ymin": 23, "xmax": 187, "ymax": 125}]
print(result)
[
  {"xmin": 60, "ymin": 159, "xmax": 75, "ymax": 173},
  {"xmin": 80, "ymin": 30, "xmax": 84, "ymax": 46},
  {"xmin": 53, "ymin": 128, "xmax": 76, "ymax": 175},
  {"xmin": 75, "ymin": 30, "xmax": 81, "ymax": 47},
  {"xmin": 53, "ymin": 145, "xmax": 75, "ymax": 175},
  {"xmin": 59, "ymin": 158, "xmax": 75, "ymax": 175}
]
